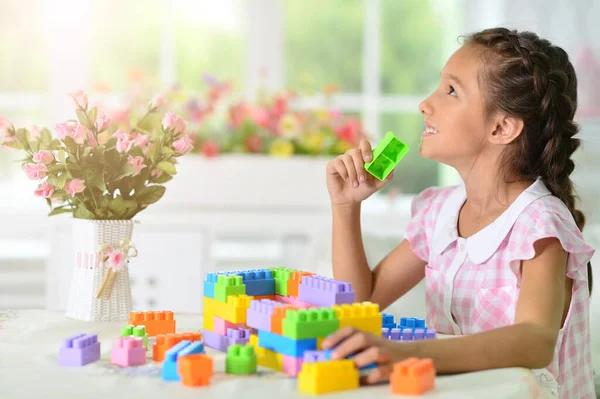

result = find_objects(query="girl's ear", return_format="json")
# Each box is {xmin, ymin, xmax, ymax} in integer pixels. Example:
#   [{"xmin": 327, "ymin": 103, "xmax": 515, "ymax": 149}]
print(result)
[{"xmin": 489, "ymin": 115, "xmax": 524, "ymax": 145}]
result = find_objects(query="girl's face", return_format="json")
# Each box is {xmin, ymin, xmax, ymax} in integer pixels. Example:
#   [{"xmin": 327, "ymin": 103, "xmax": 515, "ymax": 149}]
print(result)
[{"xmin": 418, "ymin": 45, "xmax": 495, "ymax": 169}]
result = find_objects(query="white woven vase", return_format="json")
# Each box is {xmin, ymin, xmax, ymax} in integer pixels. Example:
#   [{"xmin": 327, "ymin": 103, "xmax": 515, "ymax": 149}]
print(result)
[{"xmin": 65, "ymin": 219, "xmax": 136, "ymax": 321}]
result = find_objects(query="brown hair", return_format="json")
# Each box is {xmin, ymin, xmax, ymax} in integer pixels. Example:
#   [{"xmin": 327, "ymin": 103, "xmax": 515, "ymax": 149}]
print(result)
[{"xmin": 465, "ymin": 27, "xmax": 592, "ymax": 294}]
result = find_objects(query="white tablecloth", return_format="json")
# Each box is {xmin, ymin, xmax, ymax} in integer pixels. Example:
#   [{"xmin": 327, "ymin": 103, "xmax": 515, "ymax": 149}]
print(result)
[{"xmin": 0, "ymin": 310, "xmax": 550, "ymax": 399}]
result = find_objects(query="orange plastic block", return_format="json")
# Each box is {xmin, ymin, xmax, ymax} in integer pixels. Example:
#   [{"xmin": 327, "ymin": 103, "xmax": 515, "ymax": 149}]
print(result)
[
  {"xmin": 179, "ymin": 354, "xmax": 213, "ymax": 387},
  {"xmin": 129, "ymin": 311, "xmax": 175, "ymax": 336},
  {"xmin": 390, "ymin": 358, "xmax": 435, "ymax": 395},
  {"xmin": 153, "ymin": 332, "xmax": 202, "ymax": 362},
  {"xmin": 254, "ymin": 295, "xmax": 276, "ymax": 301},
  {"xmin": 287, "ymin": 271, "xmax": 314, "ymax": 297},
  {"xmin": 270, "ymin": 306, "xmax": 298, "ymax": 335}
]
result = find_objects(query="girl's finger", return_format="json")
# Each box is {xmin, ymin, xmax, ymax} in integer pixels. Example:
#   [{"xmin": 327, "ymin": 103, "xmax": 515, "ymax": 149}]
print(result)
[
  {"xmin": 350, "ymin": 150, "xmax": 367, "ymax": 183},
  {"xmin": 359, "ymin": 139, "xmax": 372, "ymax": 162},
  {"xmin": 340, "ymin": 154, "xmax": 358, "ymax": 187},
  {"xmin": 352, "ymin": 346, "xmax": 388, "ymax": 369},
  {"xmin": 363, "ymin": 363, "xmax": 394, "ymax": 385},
  {"xmin": 330, "ymin": 332, "xmax": 371, "ymax": 360},
  {"xmin": 332, "ymin": 157, "xmax": 349, "ymax": 182},
  {"xmin": 321, "ymin": 326, "xmax": 357, "ymax": 349}
]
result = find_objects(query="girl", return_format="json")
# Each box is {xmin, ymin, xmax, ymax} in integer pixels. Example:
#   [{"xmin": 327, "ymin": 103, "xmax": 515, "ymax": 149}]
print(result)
[{"xmin": 322, "ymin": 27, "xmax": 596, "ymax": 398}]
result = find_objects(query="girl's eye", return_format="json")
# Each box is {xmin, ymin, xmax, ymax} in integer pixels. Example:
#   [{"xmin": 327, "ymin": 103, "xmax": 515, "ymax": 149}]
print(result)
[{"xmin": 447, "ymin": 85, "xmax": 457, "ymax": 96}]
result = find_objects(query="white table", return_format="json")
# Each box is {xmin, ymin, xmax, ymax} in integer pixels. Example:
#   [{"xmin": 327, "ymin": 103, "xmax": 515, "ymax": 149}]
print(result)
[{"xmin": 0, "ymin": 309, "xmax": 554, "ymax": 398}]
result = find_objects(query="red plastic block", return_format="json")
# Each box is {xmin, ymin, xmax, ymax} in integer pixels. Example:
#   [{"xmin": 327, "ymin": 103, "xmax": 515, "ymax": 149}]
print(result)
[
  {"xmin": 129, "ymin": 311, "xmax": 176, "ymax": 336},
  {"xmin": 390, "ymin": 357, "xmax": 435, "ymax": 395}
]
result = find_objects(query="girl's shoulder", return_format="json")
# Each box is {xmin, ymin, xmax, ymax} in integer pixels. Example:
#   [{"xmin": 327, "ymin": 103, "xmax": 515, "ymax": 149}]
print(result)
[{"xmin": 409, "ymin": 185, "xmax": 461, "ymax": 219}]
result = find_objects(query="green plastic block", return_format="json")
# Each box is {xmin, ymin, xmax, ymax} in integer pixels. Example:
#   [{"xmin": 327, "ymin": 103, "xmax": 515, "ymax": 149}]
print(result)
[
  {"xmin": 121, "ymin": 325, "xmax": 148, "ymax": 349},
  {"xmin": 214, "ymin": 275, "xmax": 246, "ymax": 302},
  {"xmin": 226, "ymin": 344, "xmax": 257, "ymax": 375},
  {"xmin": 282, "ymin": 308, "xmax": 339, "ymax": 340},
  {"xmin": 270, "ymin": 267, "xmax": 294, "ymax": 296},
  {"xmin": 364, "ymin": 131, "xmax": 410, "ymax": 181}
]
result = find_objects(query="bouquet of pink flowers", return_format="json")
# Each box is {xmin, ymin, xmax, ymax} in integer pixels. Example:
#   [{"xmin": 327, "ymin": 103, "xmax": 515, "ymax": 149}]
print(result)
[{"xmin": 1, "ymin": 90, "xmax": 191, "ymax": 220}]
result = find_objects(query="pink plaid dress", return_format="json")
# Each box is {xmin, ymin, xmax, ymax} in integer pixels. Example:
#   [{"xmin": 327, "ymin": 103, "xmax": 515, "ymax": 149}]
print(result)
[{"xmin": 405, "ymin": 179, "xmax": 596, "ymax": 398}]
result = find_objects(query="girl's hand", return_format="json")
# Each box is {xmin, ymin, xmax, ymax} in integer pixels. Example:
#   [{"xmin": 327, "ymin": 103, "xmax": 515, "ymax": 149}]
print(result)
[
  {"xmin": 321, "ymin": 326, "xmax": 407, "ymax": 384},
  {"xmin": 326, "ymin": 139, "xmax": 394, "ymax": 207}
]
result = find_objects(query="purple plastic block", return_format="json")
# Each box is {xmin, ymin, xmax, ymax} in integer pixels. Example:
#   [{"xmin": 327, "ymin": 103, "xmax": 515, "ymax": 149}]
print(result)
[
  {"xmin": 381, "ymin": 327, "xmax": 390, "ymax": 338},
  {"xmin": 203, "ymin": 328, "xmax": 252, "ymax": 352},
  {"xmin": 401, "ymin": 328, "xmax": 413, "ymax": 341},
  {"xmin": 425, "ymin": 328, "xmax": 437, "ymax": 339},
  {"xmin": 59, "ymin": 333, "xmax": 100, "ymax": 367},
  {"xmin": 390, "ymin": 328, "xmax": 402, "ymax": 341},
  {"xmin": 297, "ymin": 276, "xmax": 355, "ymax": 307},
  {"xmin": 303, "ymin": 350, "xmax": 329, "ymax": 363},
  {"xmin": 246, "ymin": 299, "xmax": 285, "ymax": 332},
  {"xmin": 414, "ymin": 328, "xmax": 425, "ymax": 340},
  {"xmin": 227, "ymin": 327, "xmax": 252, "ymax": 346}
]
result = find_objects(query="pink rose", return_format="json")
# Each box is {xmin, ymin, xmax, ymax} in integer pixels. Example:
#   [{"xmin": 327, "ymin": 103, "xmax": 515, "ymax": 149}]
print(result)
[
  {"xmin": 151, "ymin": 169, "xmax": 163, "ymax": 178},
  {"xmin": 23, "ymin": 163, "xmax": 48, "ymax": 180},
  {"xmin": 149, "ymin": 94, "xmax": 165, "ymax": 111},
  {"xmin": 115, "ymin": 129, "xmax": 134, "ymax": 153},
  {"xmin": 54, "ymin": 122, "xmax": 74, "ymax": 140},
  {"xmin": 108, "ymin": 249, "xmax": 125, "ymax": 269},
  {"xmin": 87, "ymin": 130, "xmax": 98, "ymax": 149},
  {"xmin": 55, "ymin": 122, "xmax": 88, "ymax": 145},
  {"xmin": 34, "ymin": 181, "xmax": 54, "ymax": 198},
  {"xmin": 33, "ymin": 150, "xmax": 54, "ymax": 164},
  {"xmin": 71, "ymin": 124, "xmax": 88, "ymax": 145},
  {"xmin": 172, "ymin": 134, "xmax": 194, "ymax": 155},
  {"xmin": 132, "ymin": 132, "xmax": 149, "ymax": 150},
  {"xmin": 64, "ymin": 179, "xmax": 86, "ymax": 196},
  {"xmin": 127, "ymin": 155, "xmax": 146, "ymax": 176},
  {"xmin": 161, "ymin": 111, "xmax": 188, "ymax": 136},
  {"xmin": 95, "ymin": 111, "xmax": 110, "ymax": 132},
  {"xmin": 68, "ymin": 89, "xmax": 88, "ymax": 109}
]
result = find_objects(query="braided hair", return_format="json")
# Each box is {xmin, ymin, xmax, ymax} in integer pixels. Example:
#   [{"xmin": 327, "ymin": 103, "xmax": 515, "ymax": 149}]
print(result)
[{"xmin": 465, "ymin": 28, "xmax": 592, "ymax": 294}]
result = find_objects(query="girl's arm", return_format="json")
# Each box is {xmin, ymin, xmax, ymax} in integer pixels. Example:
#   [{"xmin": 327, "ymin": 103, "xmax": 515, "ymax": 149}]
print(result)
[
  {"xmin": 332, "ymin": 203, "xmax": 427, "ymax": 309},
  {"xmin": 405, "ymin": 237, "xmax": 566, "ymax": 372}
]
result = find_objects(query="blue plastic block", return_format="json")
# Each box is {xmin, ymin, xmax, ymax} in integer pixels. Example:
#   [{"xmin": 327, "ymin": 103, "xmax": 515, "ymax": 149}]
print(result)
[
  {"xmin": 399, "ymin": 317, "xmax": 425, "ymax": 329},
  {"xmin": 203, "ymin": 273, "xmax": 222, "ymax": 299},
  {"xmin": 162, "ymin": 340, "xmax": 192, "ymax": 381},
  {"xmin": 257, "ymin": 330, "xmax": 316, "ymax": 358},
  {"xmin": 179, "ymin": 341, "xmax": 205, "ymax": 356},
  {"xmin": 382, "ymin": 313, "xmax": 397, "ymax": 330},
  {"xmin": 237, "ymin": 269, "xmax": 275, "ymax": 296}
]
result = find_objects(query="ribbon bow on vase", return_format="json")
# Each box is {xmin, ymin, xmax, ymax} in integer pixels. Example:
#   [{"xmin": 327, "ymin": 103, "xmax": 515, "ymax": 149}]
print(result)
[{"xmin": 95, "ymin": 239, "xmax": 138, "ymax": 299}]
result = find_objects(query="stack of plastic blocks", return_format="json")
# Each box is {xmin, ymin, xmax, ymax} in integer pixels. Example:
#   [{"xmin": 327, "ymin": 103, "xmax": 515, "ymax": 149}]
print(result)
[
  {"xmin": 381, "ymin": 316, "xmax": 437, "ymax": 342},
  {"xmin": 161, "ymin": 341, "xmax": 213, "ymax": 387},
  {"xmin": 128, "ymin": 310, "xmax": 176, "ymax": 336},
  {"xmin": 58, "ymin": 333, "xmax": 100, "ymax": 367},
  {"xmin": 121, "ymin": 325, "xmax": 149, "ymax": 350}
]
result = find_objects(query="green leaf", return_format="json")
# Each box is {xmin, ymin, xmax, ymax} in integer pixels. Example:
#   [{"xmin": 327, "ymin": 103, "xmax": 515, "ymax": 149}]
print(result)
[
  {"xmin": 46, "ymin": 175, "xmax": 59, "ymax": 187},
  {"xmin": 161, "ymin": 146, "xmax": 175, "ymax": 156},
  {"xmin": 89, "ymin": 107, "xmax": 98, "ymax": 125},
  {"xmin": 56, "ymin": 173, "xmax": 67, "ymax": 189},
  {"xmin": 156, "ymin": 161, "xmax": 177, "ymax": 175},
  {"xmin": 40, "ymin": 128, "xmax": 52, "ymax": 148},
  {"xmin": 88, "ymin": 173, "xmax": 106, "ymax": 192},
  {"xmin": 58, "ymin": 150, "xmax": 66, "ymax": 163},
  {"xmin": 135, "ymin": 185, "xmax": 166, "ymax": 205},
  {"xmin": 149, "ymin": 142, "xmax": 159, "ymax": 163},
  {"xmin": 15, "ymin": 128, "xmax": 30, "ymax": 150},
  {"xmin": 76, "ymin": 109, "xmax": 91, "ymax": 129},
  {"xmin": 74, "ymin": 204, "xmax": 95, "ymax": 219},
  {"xmin": 30, "ymin": 138, "xmax": 40, "ymax": 153},
  {"xmin": 152, "ymin": 172, "xmax": 173, "ymax": 184},
  {"xmin": 48, "ymin": 207, "xmax": 73, "ymax": 216},
  {"xmin": 62, "ymin": 136, "xmax": 78, "ymax": 154},
  {"xmin": 129, "ymin": 146, "xmax": 145, "ymax": 158},
  {"xmin": 108, "ymin": 195, "xmax": 137, "ymax": 219},
  {"xmin": 50, "ymin": 139, "xmax": 63, "ymax": 150},
  {"xmin": 112, "ymin": 162, "xmax": 135, "ymax": 181},
  {"xmin": 1, "ymin": 140, "xmax": 24, "ymax": 150}
]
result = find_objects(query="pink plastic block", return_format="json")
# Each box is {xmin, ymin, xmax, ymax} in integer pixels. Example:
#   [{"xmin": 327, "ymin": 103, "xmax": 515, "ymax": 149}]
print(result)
[
  {"xmin": 282, "ymin": 354, "xmax": 304, "ymax": 376},
  {"xmin": 214, "ymin": 315, "xmax": 246, "ymax": 335},
  {"xmin": 274, "ymin": 295, "xmax": 316, "ymax": 309},
  {"xmin": 297, "ymin": 276, "xmax": 355, "ymax": 307},
  {"xmin": 111, "ymin": 337, "xmax": 146, "ymax": 367},
  {"xmin": 59, "ymin": 333, "xmax": 100, "ymax": 367}
]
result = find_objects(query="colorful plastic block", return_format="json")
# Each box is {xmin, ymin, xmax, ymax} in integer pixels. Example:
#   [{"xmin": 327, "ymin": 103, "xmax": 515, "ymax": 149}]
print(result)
[
  {"xmin": 179, "ymin": 354, "xmax": 213, "ymax": 387},
  {"xmin": 58, "ymin": 333, "xmax": 100, "ymax": 367},
  {"xmin": 271, "ymin": 305, "xmax": 298, "ymax": 335},
  {"xmin": 382, "ymin": 313, "xmax": 397, "ymax": 329},
  {"xmin": 237, "ymin": 269, "xmax": 276, "ymax": 296},
  {"xmin": 203, "ymin": 328, "xmax": 252, "ymax": 352},
  {"xmin": 274, "ymin": 294, "xmax": 316, "ymax": 309},
  {"xmin": 111, "ymin": 337, "xmax": 146, "ymax": 367},
  {"xmin": 128, "ymin": 311, "xmax": 175, "ymax": 336},
  {"xmin": 214, "ymin": 315, "xmax": 246, "ymax": 335},
  {"xmin": 282, "ymin": 354, "xmax": 304, "ymax": 376},
  {"xmin": 390, "ymin": 358, "xmax": 435, "ymax": 395},
  {"xmin": 162, "ymin": 340, "xmax": 192, "ymax": 381},
  {"xmin": 287, "ymin": 271, "xmax": 314, "ymax": 297},
  {"xmin": 246, "ymin": 299, "xmax": 286, "ymax": 332},
  {"xmin": 214, "ymin": 275, "xmax": 246, "ymax": 302},
  {"xmin": 203, "ymin": 295, "xmax": 254, "ymax": 324},
  {"xmin": 298, "ymin": 276, "xmax": 355, "ymax": 307},
  {"xmin": 303, "ymin": 350, "xmax": 331, "ymax": 363},
  {"xmin": 258, "ymin": 330, "xmax": 316, "ymax": 358},
  {"xmin": 121, "ymin": 325, "xmax": 148, "ymax": 349},
  {"xmin": 364, "ymin": 131, "xmax": 409, "ymax": 181},
  {"xmin": 249, "ymin": 334, "xmax": 283, "ymax": 371},
  {"xmin": 226, "ymin": 344, "xmax": 257, "ymax": 375},
  {"xmin": 282, "ymin": 308, "xmax": 339, "ymax": 339},
  {"xmin": 330, "ymin": 302, "xmax": 381, "ymax": 336},
  {"xmin": 203, "ymin": 272, "xmax": 226, "ymax": 299},
  {"xmin": 426, "ymin": 329, "xmax": 437, "ymax": 339},
  {"xmin": 179, "ymin": 341, "xmax": 205, "ymax": 356},
  {"xmin": 400, "ymin": 317, "xmax": 426, "ymax": 329},
  {"xmin": 270, "ymin": 267, "xmax": 295, "ymax": 296},
  {"xmin": 153, "ymin": 332, "xmax": 202, "ymax": 362},
  {"xmin": 298, "ymin": 359, "xmax": 359, "ymax": 395},
  {"xmin": 254, "ymin": 294, "xmax": 277, "ymax": 300}
]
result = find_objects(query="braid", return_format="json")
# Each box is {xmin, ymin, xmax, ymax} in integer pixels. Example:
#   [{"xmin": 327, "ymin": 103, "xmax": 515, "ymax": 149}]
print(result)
[{"xmin": 466, "ymin": 28, "xmax": 592, "ymax": 294}]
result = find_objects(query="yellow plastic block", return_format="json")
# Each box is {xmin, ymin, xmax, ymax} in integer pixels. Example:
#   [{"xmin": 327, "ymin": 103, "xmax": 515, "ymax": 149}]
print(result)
[
  {"xmin": 330, "ymin": 302, "xmax": 381, "ymax": 336},
  {"xmin": 298, "ymin": 359, "xmax": 359, "ymax": 395},
  {"xmin": 248, "ymin": 334, "xmax": 283, "ymax": 371},
  {"xmin": 204, "ymin": 295, "xmax": 254, "ymax": 324},
  {"xmin": 317, "ymin": 337, "xmax": 325, "ymax": 350},
  {"xmin": 203, "ymin": 308, "xmax": 214, "ymax": 332}
]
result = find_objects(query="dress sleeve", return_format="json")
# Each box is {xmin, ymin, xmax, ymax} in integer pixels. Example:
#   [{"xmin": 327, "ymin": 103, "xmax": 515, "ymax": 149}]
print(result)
[{"xmin": 404, "ymin": 187, "xmax": 444, "ymax": 262}]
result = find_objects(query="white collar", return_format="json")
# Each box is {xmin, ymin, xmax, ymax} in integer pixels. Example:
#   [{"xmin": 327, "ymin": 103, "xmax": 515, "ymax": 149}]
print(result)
[{"xmin": 431, "ymin": 178, "xmax": 552, "ymax": 264}]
